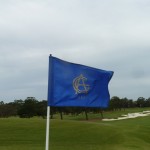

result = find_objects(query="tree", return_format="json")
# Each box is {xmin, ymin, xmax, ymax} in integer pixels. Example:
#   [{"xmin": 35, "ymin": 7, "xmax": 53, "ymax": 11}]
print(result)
[
  {"xmin": 121, "ymin": 98, "xmax": 128, "ymax": 110},
  {"xmin": 145, "ymin": 98, "xmax": 150, "ymax": 107},
  {"xmin": 136, "ymin": 97, "xmax": 145, "ymax": 107},
  {"xmin": 18, "ymin": 97, "xmax": 38, "ymax": 118},
  {"xmin": 128, "ymin": 99, "xmax": 135, "ymax": 108},
  {"xmin": 109, "ymin": 96, "xmax": 121, "ymax": 111},
  {"xmin": 0, "ymin": 101, "xmax": 4, "ymax": 105},
  {"xmin": 36, "ymin": 100, "xmax": 47, "ymax": 118}
]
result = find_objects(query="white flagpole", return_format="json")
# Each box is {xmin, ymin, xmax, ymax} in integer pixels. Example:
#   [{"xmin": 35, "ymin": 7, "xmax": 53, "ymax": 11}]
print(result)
[
  {"xmin": 45, "ymin": 106, "xmax": 50, "ymax": 150},
  {"xmin": 45, "ymin": 54, "xmax": 52, "ymax": 150}
]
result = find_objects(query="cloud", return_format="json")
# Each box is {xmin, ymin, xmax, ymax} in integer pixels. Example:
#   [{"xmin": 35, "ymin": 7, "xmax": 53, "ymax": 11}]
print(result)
[{"xmin": 0, "ymin": 0, "xmax": 150, "ymax": 101}]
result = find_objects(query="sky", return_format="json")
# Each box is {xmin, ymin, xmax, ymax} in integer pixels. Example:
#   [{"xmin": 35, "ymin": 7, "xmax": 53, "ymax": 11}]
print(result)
[{"xmin": 0, "ymin": 0, "xmax": 150, "ymax": 102}]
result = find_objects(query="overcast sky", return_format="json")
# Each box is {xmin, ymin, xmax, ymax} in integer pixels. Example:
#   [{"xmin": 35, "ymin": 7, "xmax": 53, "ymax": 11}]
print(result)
[{"xmin": 0, "ymin": 0, "xmax": 150, "ymax": 102}]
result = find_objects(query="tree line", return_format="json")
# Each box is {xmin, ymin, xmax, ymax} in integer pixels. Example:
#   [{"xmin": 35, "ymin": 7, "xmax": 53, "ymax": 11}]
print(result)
[{"xmin": 0, "ymin": 96, "xmax": 150, "ymax": 118}]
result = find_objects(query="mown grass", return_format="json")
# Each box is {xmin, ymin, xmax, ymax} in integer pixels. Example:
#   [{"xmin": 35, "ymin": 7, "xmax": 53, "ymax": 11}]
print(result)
[
  {"xmin": 50, "ymin": 116, "xmax": 150, "ymax": 150},
  {"xmin": 0, "ymin": 108, "xmax": 150, "ymax": 150},
  {"xmin": 0, "ymin": 117, "xmax": 46, "ymax": 150}
]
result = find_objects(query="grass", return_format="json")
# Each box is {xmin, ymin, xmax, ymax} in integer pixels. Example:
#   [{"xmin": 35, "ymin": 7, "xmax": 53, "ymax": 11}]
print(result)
[
  {"xmin": 0, "ymin": 108, "xmax": 150, "ymax": 150},
  {"xmin": 0, "ymin": 117, "xmax": 46, "ymax": 150},
  {"xmin": 50, "ymin": 116, "xmax": 150, "ymax": 150}
]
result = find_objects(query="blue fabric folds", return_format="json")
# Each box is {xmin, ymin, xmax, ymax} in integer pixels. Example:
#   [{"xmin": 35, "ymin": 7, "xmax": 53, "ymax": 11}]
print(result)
[{"xmin": 48, "ymin": 55, "xmax": 113, "ymax": 108}]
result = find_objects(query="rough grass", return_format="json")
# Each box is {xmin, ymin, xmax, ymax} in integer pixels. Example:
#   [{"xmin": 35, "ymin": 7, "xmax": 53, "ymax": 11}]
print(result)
[{"xmin": 0, "ymin": 108, "xmax": 150, "ymax": 150}]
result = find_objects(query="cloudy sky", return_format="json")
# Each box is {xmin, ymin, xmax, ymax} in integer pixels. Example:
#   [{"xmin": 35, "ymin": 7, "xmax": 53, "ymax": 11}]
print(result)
[{"xmin": 0, "ymin": 0, "xmax": 150, "ymax": 102}]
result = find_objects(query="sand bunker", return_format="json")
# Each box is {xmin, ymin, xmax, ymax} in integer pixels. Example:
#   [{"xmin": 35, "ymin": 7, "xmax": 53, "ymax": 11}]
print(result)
[{"xmin": 102, "ymin": 110, "xmax": 150, "ymax": 121}]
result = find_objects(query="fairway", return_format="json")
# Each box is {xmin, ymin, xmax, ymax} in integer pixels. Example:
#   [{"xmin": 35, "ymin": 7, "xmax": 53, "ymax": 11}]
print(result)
[
  {"xmin": 0, "ymin": 118, "xmax": 46, "ymax": 150},
  {"xmin": 50, "ymin": 117, "xmax": 150, "ymax": 150},
  {"xmin": 0, "ymin": 112, "xmax": 150, "ymax": 150}
]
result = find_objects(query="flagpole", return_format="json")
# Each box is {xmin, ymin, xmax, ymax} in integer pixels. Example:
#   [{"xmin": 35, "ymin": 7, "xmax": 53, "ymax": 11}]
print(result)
[
  {"xmin": 45, "ymin": 106, "xmax": 50, "ymax": 150},
  {"xmin": 45, "ymin": 54, "xmax": 53, "ymax": 150}
]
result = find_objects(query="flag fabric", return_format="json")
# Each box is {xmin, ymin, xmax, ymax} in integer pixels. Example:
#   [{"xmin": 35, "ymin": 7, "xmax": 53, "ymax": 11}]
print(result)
[{"xmin": 48, "ymin": 55, "xmax": 113, "ymax": 108}]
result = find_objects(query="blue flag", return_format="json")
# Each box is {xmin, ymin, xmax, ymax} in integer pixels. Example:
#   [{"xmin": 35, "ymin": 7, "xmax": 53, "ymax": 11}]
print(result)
[{"xmin": 48, "ymin": 55, "xmax": 113, "ymax": 108}]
